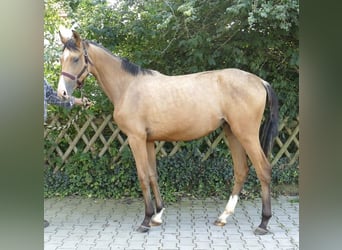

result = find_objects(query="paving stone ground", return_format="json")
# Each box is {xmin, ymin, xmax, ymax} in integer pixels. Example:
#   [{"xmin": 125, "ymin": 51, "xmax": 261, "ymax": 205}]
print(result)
[{"xmin": 44, "ymin": 196, "xmax": 299, "ymax": 250}]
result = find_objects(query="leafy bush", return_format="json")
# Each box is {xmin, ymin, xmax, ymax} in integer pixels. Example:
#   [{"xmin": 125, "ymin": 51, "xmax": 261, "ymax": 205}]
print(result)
[
  {"xmin": 44, "ymin": 144, "xmax": 298, "ymax": 201},
  {"xmin": 45, "ymin": 149, "xmax": 141, "ymax": 198},
  {"xmin": 156, "ymin": 148, "xmax": 233, "ymax": 201}
]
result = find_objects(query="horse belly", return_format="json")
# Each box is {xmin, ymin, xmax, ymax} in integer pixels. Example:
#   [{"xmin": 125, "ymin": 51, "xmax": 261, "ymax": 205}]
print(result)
[{"xmin": 146, "ymin": 111, "xmax": 223, "ymax": 142}]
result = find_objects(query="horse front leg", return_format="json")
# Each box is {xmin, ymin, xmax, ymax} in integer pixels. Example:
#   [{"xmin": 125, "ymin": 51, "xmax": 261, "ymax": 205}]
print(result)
[
  {"xmin": 128, "ymin": 135, "xmax": 154, "ymax": 233},
  {"xmin": 146, "ymin": 141, "xmax": 165, "ymax": 226}
]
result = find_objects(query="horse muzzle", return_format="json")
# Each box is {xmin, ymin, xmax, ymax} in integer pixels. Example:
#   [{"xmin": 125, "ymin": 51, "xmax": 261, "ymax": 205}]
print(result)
[{"xmin": 57, "ymin": 76, "xmax": 76, "ymax": 100}]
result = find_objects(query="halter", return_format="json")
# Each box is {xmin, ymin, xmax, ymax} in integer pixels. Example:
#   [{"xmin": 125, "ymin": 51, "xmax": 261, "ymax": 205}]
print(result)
[{"xmin": 61, "ymin": 41, "xmax": 92, "ymax": 88}]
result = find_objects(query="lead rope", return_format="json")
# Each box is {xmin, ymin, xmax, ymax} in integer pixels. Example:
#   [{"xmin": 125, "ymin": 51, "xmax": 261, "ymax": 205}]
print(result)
[{"xmin": 44, "ymin": 90, "xmax": 89, "ymax": 131}]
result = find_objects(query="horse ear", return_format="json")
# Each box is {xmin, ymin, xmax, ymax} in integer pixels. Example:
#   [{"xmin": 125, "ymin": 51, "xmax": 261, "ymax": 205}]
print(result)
[
  {"xmin": 72, "ymin": 30, "xmax": 81, "ymax": 47},
  {"xmin": 59, "ymin": 26, "xmax": 73, "ymax": 45}
]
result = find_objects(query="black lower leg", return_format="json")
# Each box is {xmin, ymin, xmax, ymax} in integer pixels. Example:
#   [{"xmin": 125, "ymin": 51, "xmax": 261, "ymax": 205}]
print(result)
[
  {"xmin": 255, "ymin": 189, "xmax": 272, "ymax": 235},
  {"xmin": 137, "ymin": 210, "xmax": 153, "ymax": 233},
  {"xmin": 137, "ymin": 181, "xmax": 154, "ymax": 233}
]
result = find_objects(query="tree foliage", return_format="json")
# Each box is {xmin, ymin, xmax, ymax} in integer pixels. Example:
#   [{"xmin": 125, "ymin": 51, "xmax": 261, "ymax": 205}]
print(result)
[{"xmin": 44, "ymin": 0, "xmax": 298, "ymax": 118}]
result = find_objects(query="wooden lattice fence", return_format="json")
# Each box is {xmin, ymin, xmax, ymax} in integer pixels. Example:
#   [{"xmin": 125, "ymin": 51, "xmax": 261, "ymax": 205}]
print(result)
[{"xmin": 44, "ymin": 112, "xmax": 299, "ymax": 168}]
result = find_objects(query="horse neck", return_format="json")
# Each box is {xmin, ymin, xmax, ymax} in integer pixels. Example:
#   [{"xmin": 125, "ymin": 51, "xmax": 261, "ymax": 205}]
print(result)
[{"xmin": 87, "ymin": 44, "xmax": 133, "ymax": 106}]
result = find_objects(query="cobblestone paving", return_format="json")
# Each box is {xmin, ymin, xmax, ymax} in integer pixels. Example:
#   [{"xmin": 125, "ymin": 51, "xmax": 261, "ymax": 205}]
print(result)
[{"xmin": 44, "ymin": 196, "xmax": 299, "ymax": 250}]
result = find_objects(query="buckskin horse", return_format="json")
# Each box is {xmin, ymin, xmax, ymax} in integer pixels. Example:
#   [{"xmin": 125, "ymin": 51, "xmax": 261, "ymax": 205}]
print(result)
[{"xmin": 56, "ymin": 27, "xmax": 279, "ymax": 235}]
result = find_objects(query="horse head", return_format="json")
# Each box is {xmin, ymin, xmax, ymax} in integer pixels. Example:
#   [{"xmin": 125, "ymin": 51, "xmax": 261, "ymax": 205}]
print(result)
[{"xmin": 57, "ymin": 26, "xmax": 90, "ymax": 100}]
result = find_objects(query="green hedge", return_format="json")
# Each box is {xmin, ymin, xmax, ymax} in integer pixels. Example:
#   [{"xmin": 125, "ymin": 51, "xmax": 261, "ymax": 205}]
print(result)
[{"xmin": 44, "ymin": 144, "xmax": 298, "ymax": 201}]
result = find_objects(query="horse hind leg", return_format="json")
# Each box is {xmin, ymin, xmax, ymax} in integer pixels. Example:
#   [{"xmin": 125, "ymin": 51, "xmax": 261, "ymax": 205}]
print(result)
[
  {"xmin": 237, "ymin": 134, "xmax": 272, "ymax": 235},
  {"xmin": 215, "ymin": 124, "xmax": 249, "ymax": 226}
]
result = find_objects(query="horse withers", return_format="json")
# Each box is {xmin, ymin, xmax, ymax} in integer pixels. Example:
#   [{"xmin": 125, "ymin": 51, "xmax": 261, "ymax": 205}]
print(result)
[{"xmin": 57, "ymin": 27, "xmax": 279, "ymax": 235}]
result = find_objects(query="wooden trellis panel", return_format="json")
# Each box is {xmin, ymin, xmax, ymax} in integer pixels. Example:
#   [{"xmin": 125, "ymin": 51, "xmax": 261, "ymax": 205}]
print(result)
[
  {"xmin": 271, "ymin": 117, "xmax": 299, "ymax": 165},
  {"xmin": 44, "ymin": 113, "xmax": 299, "ymax": 167}
]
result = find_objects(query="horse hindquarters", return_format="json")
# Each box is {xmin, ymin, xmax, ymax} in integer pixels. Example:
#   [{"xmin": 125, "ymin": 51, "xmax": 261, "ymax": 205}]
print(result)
[
  {"xmin": 215, "ymin": 80, "xmax": 278, "ymax": 235},
  {"xmin": 238, "ymin": 81, "xmax": 278, "ymax": 234}
]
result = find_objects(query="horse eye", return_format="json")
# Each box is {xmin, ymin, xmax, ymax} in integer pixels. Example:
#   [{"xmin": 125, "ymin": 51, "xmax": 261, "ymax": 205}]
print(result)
[{"xmin": 73, "ymin": 57, "xmax": 80, "ymax": 63}]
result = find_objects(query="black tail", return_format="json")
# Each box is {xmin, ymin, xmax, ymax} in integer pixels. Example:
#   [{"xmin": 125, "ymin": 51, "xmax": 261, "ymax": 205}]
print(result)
[{"xmin": 260, "ymin": 81, "xmax": 279, "ymax": 157}]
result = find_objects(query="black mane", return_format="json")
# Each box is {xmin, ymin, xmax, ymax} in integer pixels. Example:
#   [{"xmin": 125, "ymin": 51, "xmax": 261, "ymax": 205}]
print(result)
[
  {"xmin": 121, "ymin": 58, "xmax": 154, "ymax": 76},
  {"xmin": 86, "ymin": 40, "xmax": 154, "ymax": 76}
]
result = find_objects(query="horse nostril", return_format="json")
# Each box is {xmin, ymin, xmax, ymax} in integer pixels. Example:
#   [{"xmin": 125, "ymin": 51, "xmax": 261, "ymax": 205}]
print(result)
[{"xmin": 63, "ymin": 91, "xmax": 67, "ymax": 96}]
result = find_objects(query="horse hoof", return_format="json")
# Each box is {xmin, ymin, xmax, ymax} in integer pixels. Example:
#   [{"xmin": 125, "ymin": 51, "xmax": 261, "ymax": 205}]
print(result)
[
  {"xmin": 150, "ymin": 220, "xmax": 162, "ymax": 227},
  {"xmin": 214, "ymin": 220, "xmax": 226, "ymax": 227},
  {"xmin": 254, "ymin": 227, "xmax": 270, "ymax": 235},
  {"xmin": 136, "ymin": 225, "xmax": 150, "ymax": 233}
]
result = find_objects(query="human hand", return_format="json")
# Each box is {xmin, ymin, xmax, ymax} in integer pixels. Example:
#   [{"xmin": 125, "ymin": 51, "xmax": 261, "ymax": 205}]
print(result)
[
  {"xmin": 81, "ymin": 97, "xmax": 94, "ymax": 109},
  {"xmin": 74, "ymin": 97, "xmax": 93, "ymax": 108}
]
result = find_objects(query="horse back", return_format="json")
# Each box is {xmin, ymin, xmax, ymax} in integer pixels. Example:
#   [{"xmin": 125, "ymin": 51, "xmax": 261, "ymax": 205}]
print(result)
[{"xmin": 114, "ymin": 68, "xmax": 267, "ymax": 141}]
